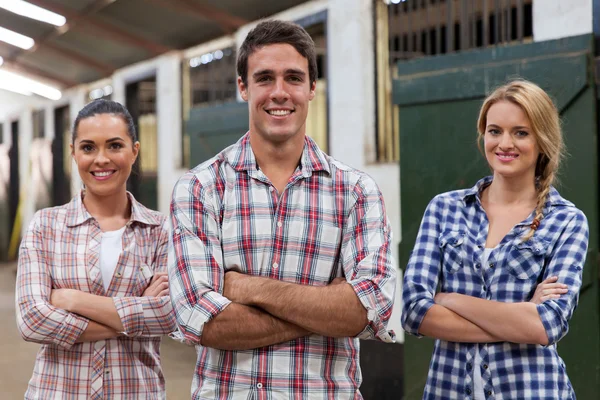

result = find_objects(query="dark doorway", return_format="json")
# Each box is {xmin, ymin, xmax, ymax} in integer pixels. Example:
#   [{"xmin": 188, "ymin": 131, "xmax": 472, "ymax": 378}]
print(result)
[
  {"xmin": 8, "ymin": 120, "xmax": 19, "ymax": 256},
  {"xmin": 52, "ymin": 106, "xmax": 71, "ymax": 206}
]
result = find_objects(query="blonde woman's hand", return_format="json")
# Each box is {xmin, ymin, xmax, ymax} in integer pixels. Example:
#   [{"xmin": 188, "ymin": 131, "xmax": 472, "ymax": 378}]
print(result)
[
  {"xmin": 530, "ymin": 276, "xmax": 568, "ymax": 304},
  {"xmin": 142, "ymin": 272, "xmax": 169, "ymax": 297}
]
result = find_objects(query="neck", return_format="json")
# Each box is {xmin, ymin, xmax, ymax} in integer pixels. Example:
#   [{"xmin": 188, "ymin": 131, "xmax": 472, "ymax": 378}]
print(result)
[
  {"xmin": 485, "ymin": 172, "xmax": 538, "ymax": 206},
  {"xmin": 249, "ymin": 131, "xmax": 305, "ymax": 179},
  {"xmin": 82, "ymin": 187, "xmax": 131, "ymax": 220}
]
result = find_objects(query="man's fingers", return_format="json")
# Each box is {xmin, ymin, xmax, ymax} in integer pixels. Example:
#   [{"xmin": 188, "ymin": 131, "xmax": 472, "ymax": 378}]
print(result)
[
  {"xmin": 151, "ymin": 272, "xmax": 168, "ymax": 282},
  {"xmin": 157, "ymin": 289, "xmax": 169, "ymax": 297}
]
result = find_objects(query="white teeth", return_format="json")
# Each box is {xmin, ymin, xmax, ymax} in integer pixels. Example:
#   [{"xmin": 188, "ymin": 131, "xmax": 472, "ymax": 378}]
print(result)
[
  {"xmin": 268, "ymin": 110, "xmax": 291, "ymax": 116},
  {"xmin": 93, "ymin": 171, "xmax": 113, "ymax": 177}
]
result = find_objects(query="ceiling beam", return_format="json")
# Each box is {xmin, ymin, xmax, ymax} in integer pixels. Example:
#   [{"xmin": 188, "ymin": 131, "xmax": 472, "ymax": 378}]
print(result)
[
  {"xmin": 149, "ymin": 0, "xmax": 248, "ymax": 33},
  {"xmin": 41, "ymin": 42, "xmax": 115, "ymax": 75},
  {"xmin": 2, "ymin": 61, "xmax": 76, "ymax": 87},
  {"xmin": 26, "ymin": 0, "xmax": 172, "ymax": 55}
]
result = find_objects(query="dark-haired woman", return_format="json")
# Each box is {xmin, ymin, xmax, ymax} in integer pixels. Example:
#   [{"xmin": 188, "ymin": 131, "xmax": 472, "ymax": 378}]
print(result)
[{"xmin": 16, "ymin": 99, "xmax": 176, "ymax": 399}]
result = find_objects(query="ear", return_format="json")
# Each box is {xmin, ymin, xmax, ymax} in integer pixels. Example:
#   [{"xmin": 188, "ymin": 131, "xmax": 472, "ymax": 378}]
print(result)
[
  {"xmin": 237, "ymin": 76, "xmax": 248, "ymax": 102},
  {"xmin": 309, "ymin": 80, "xmax": 316, "ymax": 101},
  {"xmin": 132, "ymin": 141, "xmax": 140, "ymax": 164}
]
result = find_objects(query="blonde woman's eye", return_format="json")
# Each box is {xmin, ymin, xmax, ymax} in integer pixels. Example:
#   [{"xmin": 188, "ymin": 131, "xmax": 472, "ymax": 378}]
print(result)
[{"xmin": 516, "ymin": 130, "xmax": 529, "ymax": 137}]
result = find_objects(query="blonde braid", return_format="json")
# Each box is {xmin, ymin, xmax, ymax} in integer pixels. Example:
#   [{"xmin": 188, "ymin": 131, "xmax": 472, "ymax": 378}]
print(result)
[{"xmin": 523, "ymin": 170, "xmax": 554, "ymax": 241}]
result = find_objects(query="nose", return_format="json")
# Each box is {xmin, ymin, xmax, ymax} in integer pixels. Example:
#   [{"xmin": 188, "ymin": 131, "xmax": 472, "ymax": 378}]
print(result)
[
  {"xmin": 498, "ymin": 132, "xmax": 514, "ymax": 150},
  {"xmin": 94, "ymin": 149, "xmax": 110, "ymax": 165},
  {"xmin": 270, "ymin": 77, "xmax": 289, "ymax": 102}
]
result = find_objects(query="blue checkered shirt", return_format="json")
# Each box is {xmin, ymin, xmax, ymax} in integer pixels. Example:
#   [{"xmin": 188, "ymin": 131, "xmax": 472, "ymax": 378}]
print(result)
[{"xmin": 402, "ymin": 176, "xmax": 589, "ymax": 400}]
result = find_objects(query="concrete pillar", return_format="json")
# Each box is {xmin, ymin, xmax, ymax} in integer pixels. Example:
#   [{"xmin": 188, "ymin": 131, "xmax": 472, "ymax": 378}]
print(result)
[
  {"xmin": 156, "ymin": 53, "xmax": 184, "ymax": 215},
  {"xmin": 533, "ymin": 0, "xmax": 592, "ymax": 42},
  {"xmin": 19, "ymin": 109, "xmax": 33, "ymax": 236},
  {"xmin": 327, "ymin": 0, "xmax": 376, "ymax": 167}
]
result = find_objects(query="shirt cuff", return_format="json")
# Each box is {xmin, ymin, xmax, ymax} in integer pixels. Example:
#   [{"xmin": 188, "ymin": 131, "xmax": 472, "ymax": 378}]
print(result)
[
  {"xmin": 55, "ymin": 312, "xmax": 89, "ymax": 349},
  {"xmin": 113, "ymin": 297, "xmax": 144, "ymax": 337},
  {"xmin": 536, "ymin": 302, "xmax": 564, "ymax": 345},
  {"xmin": 403, "ymin": 297, "xmax": 435, "ymax": 338},
  {"xmin": 177, "ymin": 291, "xmax": 232, "ymax": 343},
  {"xmin": 348, "ymin": 279, "xmax": 396, "ymax": 343}
]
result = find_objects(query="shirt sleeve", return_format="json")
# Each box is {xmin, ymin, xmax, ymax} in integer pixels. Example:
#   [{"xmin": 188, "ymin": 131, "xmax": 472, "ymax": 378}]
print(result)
[
  {"xmin": 112, "ymin": 220, "xmax": 177, "ymax": 337},
  {"xmin": 342, "ymin": 176, "xmax": 397, "ymax": 343},
  {"xmin": 401, "ymin": 196, "xmax": 443, "ymax": 337},
  {"xmin": 167, "ymin": 173, "xmax": 231, "ymax": 345},
  {"xmin": 536, "ymin": 209, "xmax": 589, "ymax": 345},
  {"xmin": 16, "ymin": 212, "xmax": 89, "ymax": 349}
]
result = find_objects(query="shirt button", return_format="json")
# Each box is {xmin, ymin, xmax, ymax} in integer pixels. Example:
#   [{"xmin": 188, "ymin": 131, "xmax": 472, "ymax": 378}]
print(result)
[
  {"xmin": 487, "ymin": 391, "xmax": 492, "ymax": 396},
  {"xmin": 269, "ymin": 187, "xmax": 274, "ymax": 192},
  {"xmin": 115, "ymin": 272, "xmax": 122, "ymax": 278},
  {"xmin": 277, "ymin": 221, "xmax": 282, "ymax": 228},
  {"xmin": 483, "ymin": 364, "xmax": 488, "ymax": 370},
  {"xmin": 467, "ymin": 362, "xmax": 472, "ymax": 370},
  {"xmin": 175, "ymin": 228, "xmax": 181, "ymax": 234},
  {"xmin": 466, "ymin": 388, "xmax": 472, "ymax": 395},
  {"xmin": 489, "ymin": 263, "xmax": 494, "ymax": 268},
  {"xmin": 273, "ymin": 262, "xmax": 279, "ymax": 269},
  {"xmin": 475, "ymin": 263, "xmax": 480, "ymax": 269},
  {"xmin": 257, "ymin": 383, "xmax": 263, "ymax": 389},
  {"xmin": 105, "ymin": 369, "xmax": 110, "ymax": 375},
  {"xmin": 483, "ymin": 286, "xmax": 487, "ymax": 291}
]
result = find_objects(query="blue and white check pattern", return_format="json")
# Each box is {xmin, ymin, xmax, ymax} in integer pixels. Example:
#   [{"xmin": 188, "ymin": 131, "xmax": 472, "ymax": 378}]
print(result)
[{"xmin": 402, "ymin": 176, "xmax": 589, "ymax": 400}]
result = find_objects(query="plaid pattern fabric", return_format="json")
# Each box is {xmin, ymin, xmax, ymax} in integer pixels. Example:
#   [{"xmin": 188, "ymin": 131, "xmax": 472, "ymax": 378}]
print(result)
[
  {"xmin": 402, "ymin": 176, "xmax": 589, "ymax": 400},
  {"xmin": 168, "ymin": 133, "xmax": 397, "ymax": 399},
  {"xmin": 16, "ymin": 192, "xmax": 176, "ymax": 400}
]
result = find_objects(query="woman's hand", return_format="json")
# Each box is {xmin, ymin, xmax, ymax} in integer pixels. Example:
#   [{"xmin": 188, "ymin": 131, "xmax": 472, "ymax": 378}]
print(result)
[
  {"xmin": 530, "ymin": 276, "xmax": 568, "ymax": 304},
  {"xmin": 142, "ymin": 272, "xmax": 169, "ymax": 297},
  {"xmin": 50, "ymin": 288, "xmax": 78, "ymax": 311}
]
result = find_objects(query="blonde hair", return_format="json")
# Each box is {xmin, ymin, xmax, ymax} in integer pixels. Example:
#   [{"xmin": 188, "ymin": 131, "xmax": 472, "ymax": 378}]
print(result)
[{"xmin": 476, "ymin": 80, "xmax": 564, "ymax": 241}]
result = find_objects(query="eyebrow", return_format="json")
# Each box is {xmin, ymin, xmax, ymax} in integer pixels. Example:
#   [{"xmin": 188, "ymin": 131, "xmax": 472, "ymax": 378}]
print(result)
[
  {"xmin": 487, "ymin": 124, "xmax": 530, "ymax": 130},
  {"xmin": 252, "ymin": 69, "xmax": 307, "ymax": 78},
  {"xmin": 78, "ymin": 137, "xmax": 126, "ymax": 144}
]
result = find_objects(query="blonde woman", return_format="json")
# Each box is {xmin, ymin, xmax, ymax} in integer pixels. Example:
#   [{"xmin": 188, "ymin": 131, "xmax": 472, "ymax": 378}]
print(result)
[
  {"xmin": 402, "ymin": 80, "xmax": 588, "ymax": 399},
  {"xmin": 16, "ymin": 99, "xmax": 176, "ymax": 399}
]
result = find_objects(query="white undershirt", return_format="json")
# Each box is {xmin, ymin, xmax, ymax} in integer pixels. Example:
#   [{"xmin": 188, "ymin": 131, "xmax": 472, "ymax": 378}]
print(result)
[
  {"xmin": 474, "ymin": 247, "xmax": 494, "ymax": 399},
  {"xmin": 99, "ymin": 226, "xmax": 126, "ymax": 292}
]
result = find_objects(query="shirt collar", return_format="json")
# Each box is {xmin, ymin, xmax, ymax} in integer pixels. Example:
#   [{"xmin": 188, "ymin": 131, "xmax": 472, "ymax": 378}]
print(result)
[
  {"xmin": 463, "ymin": 176, "xmax": 573, "ymax": 210},
  {"xmin": 66, "ymin": 191, "xmax": 162, "ymax": 227},
  {"xmin": 227, "ymin": 132, "xmax": 331, "ymax": 176}
]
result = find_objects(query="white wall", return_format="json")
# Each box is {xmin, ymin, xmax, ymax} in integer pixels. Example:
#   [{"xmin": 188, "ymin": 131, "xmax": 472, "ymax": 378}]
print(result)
[{"xmin": 533, "ymin": 0, "xmax": 593, "ymax": 42}]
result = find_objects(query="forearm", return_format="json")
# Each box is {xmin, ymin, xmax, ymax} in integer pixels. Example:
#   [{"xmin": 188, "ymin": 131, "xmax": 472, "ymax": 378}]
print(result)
[
  {"xmin": 75, "ymin": 321, "xmax": 120, "ymax": 343},
  {"xmin": 66, "ymin": 292, "xmax": 125, "ymax": 332},
  {"xmin": 201, "ymin": 303, "xmax": 310, "ymax": 350},
  {"xmin": 244, "ymin": 278, "xmax": 368, "ymax": 337},
  {"xmin": 439, "ymin": 293, "xmax": 548, "ymax": 345},
  {"xmin": 419, "ymin": 304, "xmax": 501, "ymax": 343}
]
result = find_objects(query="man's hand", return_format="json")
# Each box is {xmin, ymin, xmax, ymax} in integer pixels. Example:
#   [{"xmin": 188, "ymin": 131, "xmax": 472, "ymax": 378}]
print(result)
[
  {"xmin": 223, "ymin": 271, "xmax": 254, "ymax": 304},
  {"xmin": 530, "ymin": 276, "xmax": 568, "ymax": 304},
  {"xmin": 143, "ymin": 272, "xmax": 169, "ymax": 297},
  {"xmin": 50, "ymin": 288, "xmax": 78, "ymax": 311}
]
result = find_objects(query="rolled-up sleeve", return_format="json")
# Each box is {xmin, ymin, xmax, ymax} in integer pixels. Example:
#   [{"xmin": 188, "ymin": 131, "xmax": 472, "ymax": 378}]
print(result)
[
  {"xmin": 16, "ymin": 213, "xmax": 89, "ymax": 349},
  {"xmin": 401, "ymin": 197, "xmax": 443, "ymax": 337},
  {"xmin": 536, "ymin": 210, "xmax": 588, "ymax": 345},
  {"xmin": 113, "ymin": 222, "xmax": 177, "ymax": 337},
  {"xmin": 343, "ymin": 177, "xmax": 397, "ymax": 343},
  {"xmin": 167, "ymin": 173, "xmax": 231, "ymax": 345}
]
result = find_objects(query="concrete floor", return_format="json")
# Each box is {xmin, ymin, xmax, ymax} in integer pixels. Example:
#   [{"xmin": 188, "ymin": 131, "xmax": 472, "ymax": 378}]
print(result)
[{"xmin": 0, "ymin": 263, "xmax": 197, "ymax": 399}]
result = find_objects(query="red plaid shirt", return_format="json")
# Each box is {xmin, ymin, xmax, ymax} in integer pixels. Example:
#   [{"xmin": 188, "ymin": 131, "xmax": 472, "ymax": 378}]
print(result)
[
  {"xmin": 16, "ymin": 192, "xmax": 176, "ymax": 400},
  {"xmin": 169, "ymin": 133, "xmax": 397, "ymax": 399}
]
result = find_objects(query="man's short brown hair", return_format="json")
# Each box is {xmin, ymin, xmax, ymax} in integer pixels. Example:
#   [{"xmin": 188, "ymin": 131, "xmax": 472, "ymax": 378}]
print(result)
[{"xmin": 237, "ymin": 20, "xmax": 318, "ymax": 86}]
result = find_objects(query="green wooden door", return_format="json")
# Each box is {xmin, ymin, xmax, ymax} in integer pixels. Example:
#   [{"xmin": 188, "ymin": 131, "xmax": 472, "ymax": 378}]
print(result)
[
  {"xmin": 187, "ymin": 101, "xmax": 249, "ymax": 167},
  {"xmin": 394, "ymin": 34, "xmax": 600, "ymax": 399}
]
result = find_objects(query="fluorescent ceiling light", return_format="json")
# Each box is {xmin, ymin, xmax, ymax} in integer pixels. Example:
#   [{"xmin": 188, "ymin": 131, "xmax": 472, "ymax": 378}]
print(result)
[
  {"xmin": 0, "ymin": 26, "xmax": 34, "ymax": 49},
  {"xmin": 0, "ymin": 69, "xmax": 61, "ymax": 100},
  {"xmin": 0, "ymin": 1, "xmax": 66, "ymax": 26}
]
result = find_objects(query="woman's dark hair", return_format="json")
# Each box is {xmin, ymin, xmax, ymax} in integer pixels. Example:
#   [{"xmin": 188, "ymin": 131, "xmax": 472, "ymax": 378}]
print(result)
[
  {"xmin": 72, "ymin": 99, "xmax": 137, "ymax": 144},
  {"xmin": 237, "ymin": 20, "xmax": 317, "ymax": 86}
]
